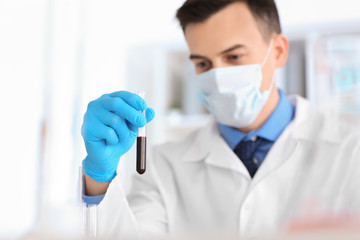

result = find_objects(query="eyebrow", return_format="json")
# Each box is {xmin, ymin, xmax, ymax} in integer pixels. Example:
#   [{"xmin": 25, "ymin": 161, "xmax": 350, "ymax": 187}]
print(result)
[
  {"xmin": 189, "ymin": 44, "xmax": 246, "ymax": 60},
  {"xmin": 220, "ymin": 44, "xmax": 245, "ymax": 54},
  {"xmin": 189, "ymin": 54, "xmax": 206, "ymax": 60}
]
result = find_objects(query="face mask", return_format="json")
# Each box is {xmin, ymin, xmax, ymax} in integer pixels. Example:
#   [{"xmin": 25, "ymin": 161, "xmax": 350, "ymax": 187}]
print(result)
[{"xmin": 196, "ymin": 39, "xmax": 275, "ymax": 128}]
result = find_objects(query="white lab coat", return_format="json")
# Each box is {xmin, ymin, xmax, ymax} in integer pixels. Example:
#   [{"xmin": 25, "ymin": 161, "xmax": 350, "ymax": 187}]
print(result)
[{"xmin": 96, "ymin": 95, "xmax": 360, "ymax": 238}]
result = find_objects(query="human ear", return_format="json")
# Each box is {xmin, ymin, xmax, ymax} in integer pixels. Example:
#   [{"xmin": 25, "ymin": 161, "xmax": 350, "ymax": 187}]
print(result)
[{"xmin": 273, "ymin": 34, "xmax": 289, "ymax": 68}]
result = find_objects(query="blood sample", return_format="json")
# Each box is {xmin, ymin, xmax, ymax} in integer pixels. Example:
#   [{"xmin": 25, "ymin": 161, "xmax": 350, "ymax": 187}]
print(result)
[
  {"xmin": 136, "ymin": 91, "xmax": 147, "ymax": 174},
  {"xmin": 136, "ymin": 136, "xmax": 146, "ymax": 174}
]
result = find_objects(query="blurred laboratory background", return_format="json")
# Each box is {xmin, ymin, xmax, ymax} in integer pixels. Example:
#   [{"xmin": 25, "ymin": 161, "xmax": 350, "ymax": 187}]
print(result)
[{"xmin": 1, "ymin": 0, "xmax": 360, "ymax": 238}]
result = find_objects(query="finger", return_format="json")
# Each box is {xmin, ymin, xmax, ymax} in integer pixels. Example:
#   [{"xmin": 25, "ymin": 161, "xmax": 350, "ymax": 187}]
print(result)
[
  {"xmin": 127, "ymin": 108, "xmax": 155, "ymax": 134},
  {"xmin": 145, "ymin": 107, "xmax": 155, "ymax": 123},
  {"xmin": 96, "ymin": 108, "xmax": 130, "ymax": 140},
  {"xmin": 109, "ymin": 91, "xmax": 147, "ymax": 111},
  {"xmin": 82, "ymin": 112, "xmax": 119, "ymax": 145},
  {"xmin": 126, "ymin": 120, "xmax": 138, "ymax": 136},
  {"xmin": 126, "ymin": 108, "xmax": 155, "ymax": 137},
  {"xmin": 100, "ymin": 95, "xmax": 146, "ymax": 127}
]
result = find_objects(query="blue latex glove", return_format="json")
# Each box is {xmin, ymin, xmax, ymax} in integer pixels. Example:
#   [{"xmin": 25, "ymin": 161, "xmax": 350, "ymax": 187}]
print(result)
[{"xmin": 81, "ymin": 91, "xmax": 155, "ymax": 182}]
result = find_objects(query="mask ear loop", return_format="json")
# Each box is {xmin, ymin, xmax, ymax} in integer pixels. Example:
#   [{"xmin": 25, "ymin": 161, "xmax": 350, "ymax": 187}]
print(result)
[
  {"xmin": 261, "ymin": 38, "xmax": 274, "ymax": 67},
  {"xmin": 261, "ymin": 38, "xmax": 276, "ymax": 93},
  {"xmin": 267, "ymin": 72, "xmax": 276, "ymax": 93}
]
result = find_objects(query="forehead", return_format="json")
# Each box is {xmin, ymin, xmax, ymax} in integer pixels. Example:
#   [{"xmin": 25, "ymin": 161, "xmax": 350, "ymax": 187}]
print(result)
[{"xmin": 184, "ymin": 2, "xmax": 265, "ymax": 55}]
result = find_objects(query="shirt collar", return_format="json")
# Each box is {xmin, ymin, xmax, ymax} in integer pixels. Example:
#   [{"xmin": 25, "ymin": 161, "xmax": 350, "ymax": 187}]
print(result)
[{"xmin": 218, "ymin": 89, "xmax": 295, "ymax": 150}]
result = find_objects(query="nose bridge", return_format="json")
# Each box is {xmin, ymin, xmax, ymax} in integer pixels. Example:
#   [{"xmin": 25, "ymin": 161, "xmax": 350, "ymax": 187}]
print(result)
[{"xmin": 211, "ymin": 58, "xmax": 232, "ymax": 70}]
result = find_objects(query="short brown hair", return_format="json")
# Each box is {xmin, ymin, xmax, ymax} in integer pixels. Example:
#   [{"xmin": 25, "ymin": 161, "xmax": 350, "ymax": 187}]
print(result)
[{"xmin": 176, "ymin": 0, "xmax": 281, "ymax": 41}]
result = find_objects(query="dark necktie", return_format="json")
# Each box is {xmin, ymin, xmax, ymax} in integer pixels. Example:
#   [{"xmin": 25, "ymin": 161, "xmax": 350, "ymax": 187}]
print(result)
[{"xmin": 234, "ymin": 137, "xmax": 270, "ymax": 178}]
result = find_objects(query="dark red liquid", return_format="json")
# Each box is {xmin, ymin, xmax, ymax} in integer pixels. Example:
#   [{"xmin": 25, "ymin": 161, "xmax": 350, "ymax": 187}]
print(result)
[{"xmin": 136, "ymin": 136, "xmax": 146, "ymax": 174}]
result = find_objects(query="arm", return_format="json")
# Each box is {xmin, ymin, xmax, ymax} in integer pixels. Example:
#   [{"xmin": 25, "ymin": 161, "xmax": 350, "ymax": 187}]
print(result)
[
  {"xmin": 81, "ymin": 173, "xmax": 108, "ymax": 206},
  {"xmin": 81, "ymin": 91, "xmax": 167, "ymax": 238},
  {"xmin": 84, "ymin": 173, "xmax": 111, "ymax": 196}
]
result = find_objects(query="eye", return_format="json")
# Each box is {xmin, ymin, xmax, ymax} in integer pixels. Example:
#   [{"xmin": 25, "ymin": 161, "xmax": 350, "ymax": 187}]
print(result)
[
  {"xmin": 197, "ymin": 61, "xmax": 208, "ymax": 68},
  {"xmin": 195, "ymin": 61, "xmax": 211, "ymax": 72},
  {"xmin": 227, "ymin": 54, "xmax": 241, "ymax": 61}
]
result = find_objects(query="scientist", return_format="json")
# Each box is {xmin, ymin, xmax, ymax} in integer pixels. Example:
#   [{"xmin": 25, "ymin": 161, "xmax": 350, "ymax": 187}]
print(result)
[{"xmin": 81, "ymin": 0, "xmax": 360, "ymax": 238}]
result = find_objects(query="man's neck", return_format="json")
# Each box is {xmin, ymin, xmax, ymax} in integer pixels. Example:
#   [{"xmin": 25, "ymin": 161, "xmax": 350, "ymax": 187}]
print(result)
[{"xmin": 236, "ymin": 88, "xmax": 280, "ymax": 134}]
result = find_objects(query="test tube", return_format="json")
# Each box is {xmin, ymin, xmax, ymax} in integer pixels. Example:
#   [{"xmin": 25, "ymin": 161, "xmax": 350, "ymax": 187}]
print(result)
[
  {"xmin": 84, "ymin": 204, "xmax": 98, "ymax": 237},
  {"xmin": 136, "ymin": 91, "xmax": 147, "ymax": 174}
]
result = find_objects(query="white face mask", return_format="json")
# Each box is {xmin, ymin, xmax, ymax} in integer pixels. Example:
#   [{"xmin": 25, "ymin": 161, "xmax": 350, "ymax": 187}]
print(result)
[{"xmin": 196, "ymin": 40, "xmax": 275, "ymax": 128}]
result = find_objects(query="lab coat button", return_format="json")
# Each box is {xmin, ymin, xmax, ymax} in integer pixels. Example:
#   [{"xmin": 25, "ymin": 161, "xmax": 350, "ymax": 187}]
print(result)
[{"xmin": 244, "ymin": 204, "xmax": 251, "ymax": 210}]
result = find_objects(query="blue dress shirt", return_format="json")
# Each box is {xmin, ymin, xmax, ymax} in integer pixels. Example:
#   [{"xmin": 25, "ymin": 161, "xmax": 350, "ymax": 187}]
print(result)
[
  {"xmin": 83, "ymin": 89, "xmax": 295, "ymax": 205},
  {"xmin": 218, "ymin": 89, "xmax": 295, "ymax": 167}
]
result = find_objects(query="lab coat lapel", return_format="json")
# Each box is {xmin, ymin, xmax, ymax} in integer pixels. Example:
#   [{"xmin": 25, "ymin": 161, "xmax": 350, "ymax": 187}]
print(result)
[
  {"xmin": 250, "ymin": 95, "xmax": 312, "ymax": 186},
  {"xmin": 250, "ymin": 121, "xmax": 300, "ymax": 186},
  {"xmin": 202, "ymin": 96, "xmax": 309, "ymax": 181},
  {"xmin": 182, "ymin": 95, "xmax": 320, "ymax": 182},
  {"xmin": 180, "ymin": 120, "xmax": 251, "ymax": 179},
  {"xmin": 204, "ymin": 121, "xmax": 251, "ymax": 178}
]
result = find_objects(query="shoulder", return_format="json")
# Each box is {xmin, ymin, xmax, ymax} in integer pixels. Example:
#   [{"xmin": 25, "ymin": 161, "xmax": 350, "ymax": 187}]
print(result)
[
  {"xmin": 289, "ymin": 95, "xmax": 360, "ymax": 146},
  {"xmin": 153, "ymin": 131, "xmax": 198, "ymax": 159},
  {"xmin": 152, "ymin": 122, "xmax": 212, "ymax": 163},
  {"xmin": 309, "ymin": 110, "xmax": 360, "ymax": 146},
  {"xmin": 292, "ymin": 96, "xmax": 360, "ymax": 165}
]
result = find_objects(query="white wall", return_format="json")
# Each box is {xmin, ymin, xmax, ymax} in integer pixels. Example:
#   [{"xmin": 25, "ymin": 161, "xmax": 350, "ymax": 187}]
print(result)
[
  {"xmin": 277, "ymin": 0, "xmax": 360, "ymax": 28},
  {"xmin": 0, "ymin": 0, "xmax": 46, "ymax": 237}
]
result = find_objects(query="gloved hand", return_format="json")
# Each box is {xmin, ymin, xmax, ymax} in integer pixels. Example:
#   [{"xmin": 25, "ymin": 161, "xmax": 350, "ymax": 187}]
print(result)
[{"xmin": 81, "ymin": 91, "xmax": 155, "ymax": 182}]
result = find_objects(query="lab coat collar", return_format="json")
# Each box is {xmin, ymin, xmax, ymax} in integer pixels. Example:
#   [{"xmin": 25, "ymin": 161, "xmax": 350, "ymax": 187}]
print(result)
[
  {"xmin": 179, "ymin": 95, "xmax": 308, "ymax": 163},
  {"xmin": 179, "ymin": 120, "xmax": 216, "ymax": 163},
  {"xmin": 180, "ymin": 95, "xmax": 341, "ymax": 177},
  {"xmin": 180, "ymin": 119, "xmax": 251, "ymax": 177}
]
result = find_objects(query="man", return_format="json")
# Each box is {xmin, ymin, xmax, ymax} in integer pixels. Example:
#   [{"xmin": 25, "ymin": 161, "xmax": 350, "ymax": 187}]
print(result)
[{"xmin": 81, "ymin": 0, "xmax": 360, "ymax": 238}]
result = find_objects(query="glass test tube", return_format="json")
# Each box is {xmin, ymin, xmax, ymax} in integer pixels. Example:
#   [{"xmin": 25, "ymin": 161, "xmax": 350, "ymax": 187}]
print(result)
[
  {"xmin": 85, "ymin": 204, "xmax": 98, "ymax": 237},
  {"xmin": 136, "ymin": 91, "xmax": 147, "ymax": 174}
]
